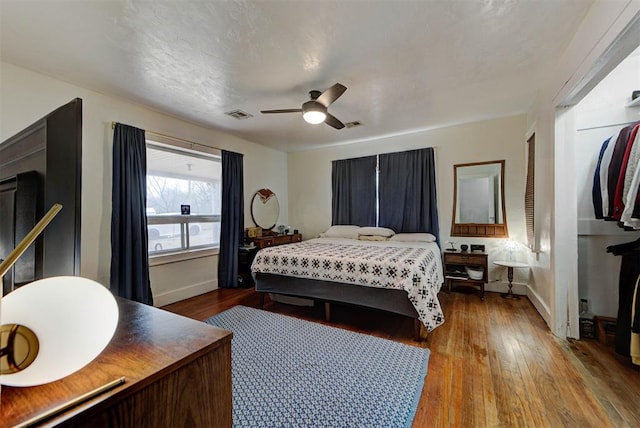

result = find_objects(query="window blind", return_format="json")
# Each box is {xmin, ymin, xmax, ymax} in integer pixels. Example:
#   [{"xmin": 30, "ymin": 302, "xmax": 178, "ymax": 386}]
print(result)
[{"xmin": 525, "ymin": 134, "xmax": 535, "ymax": 248}]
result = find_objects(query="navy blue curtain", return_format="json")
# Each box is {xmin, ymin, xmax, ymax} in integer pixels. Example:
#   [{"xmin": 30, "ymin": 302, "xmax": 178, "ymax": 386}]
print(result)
[
  {"xmin": 331, "ymin": 155, "xmax": 377, "ymax": 226},
  {"xmin": 379, "ymin": 148, "xmax": 439, "ymax": 244},
  {"xmin": 218, "ymin": 150, "xmax": 244, "ymax": 288},
  {"xmin": 110, "ymin": 123, "xmax": 153, "ymax": 305}
]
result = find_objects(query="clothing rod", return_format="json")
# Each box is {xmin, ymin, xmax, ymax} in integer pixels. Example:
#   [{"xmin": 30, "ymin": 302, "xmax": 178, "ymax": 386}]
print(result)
[
  {"xmin": 110, "ymin": 121, "xmax": 215, "ymax": 151},
  {"xmin": 576, "ymin": 120, "xmax": 637, "ymax": 132}
]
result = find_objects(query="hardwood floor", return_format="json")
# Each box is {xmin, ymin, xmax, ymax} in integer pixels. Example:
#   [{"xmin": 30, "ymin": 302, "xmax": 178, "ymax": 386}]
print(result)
[{"xmin": 161, "ymin": 288, "xmax": 640, "ymax": 427}]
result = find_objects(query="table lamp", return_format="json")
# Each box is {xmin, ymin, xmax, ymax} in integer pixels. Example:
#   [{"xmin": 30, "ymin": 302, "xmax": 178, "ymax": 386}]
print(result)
[
  {"xmin": 0, "ymin": 204, "xmax": 119, "ymax": 387},
  {"xmin": 504, "ymin": 239, "xmax": 519, "ymax": 262}
]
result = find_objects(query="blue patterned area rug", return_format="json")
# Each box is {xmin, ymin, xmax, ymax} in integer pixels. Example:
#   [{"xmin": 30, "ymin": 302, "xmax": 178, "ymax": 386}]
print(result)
[{"xmin": 205, "ymin": 305, "xmax": 429, "ymax": 428}]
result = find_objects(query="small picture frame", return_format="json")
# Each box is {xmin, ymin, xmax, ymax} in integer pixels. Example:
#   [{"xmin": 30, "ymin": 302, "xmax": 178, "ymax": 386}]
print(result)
[
  {"xmin": 181, "ymin": 204, "xmax": 190, "ymax": 215},
  {"xmin": 247, "ymin": 227, "xmax": 262, "ymax": 238}
]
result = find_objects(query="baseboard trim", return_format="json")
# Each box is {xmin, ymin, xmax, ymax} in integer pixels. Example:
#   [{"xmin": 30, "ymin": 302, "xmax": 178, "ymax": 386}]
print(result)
[
  {"xmin": 153, "ymin": 279, "xmax": 218, "ymax": 307},
  {"xmin": 525, "ymin": 284, "xmax": 551, "ymax": 327},
  {"xmin": 484, "ymin": 281, "xmax": 551, "ymax": 328}
]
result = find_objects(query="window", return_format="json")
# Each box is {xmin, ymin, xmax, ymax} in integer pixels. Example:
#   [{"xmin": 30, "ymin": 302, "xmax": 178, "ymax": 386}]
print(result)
[
  {"xmin": 331, "ymin": 148, "xmax": 438, "ymax": 239},
  {"xmin": 525, "ymin": 133, "xmax": 535, "ymax": 248},
  {"xmin": 146, "ymin": 140, "xmax": 221, "ymax": 257}
]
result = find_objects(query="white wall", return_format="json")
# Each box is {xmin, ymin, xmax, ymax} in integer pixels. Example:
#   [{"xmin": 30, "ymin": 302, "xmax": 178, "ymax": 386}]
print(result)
[
  {"xmin": 574, "ymin": 47, "xmax": 640, "ymax": 318},
  {"xmin": 527, "ymin": 0, "xmax": 640, "ymax": 336},
  {"xmin": 0, "ymin": 61, "xmax": 288, "ymax": 306},
  {"xmin": 288, "ymin": 114, "xmax": 528, "ymax": 294}
]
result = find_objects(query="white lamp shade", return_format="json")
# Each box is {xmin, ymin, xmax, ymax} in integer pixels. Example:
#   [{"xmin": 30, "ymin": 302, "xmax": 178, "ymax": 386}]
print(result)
[
  {"xmin": 303, "ymin": 110, "xmax": 327, "ymax": 124},
  {"xmin": 0, "ymin": 276, "xmax": 119, "ymax": 387},
  {"xmin": 504, "ymin": 240, "xmax": 519, "ymax": 251}
]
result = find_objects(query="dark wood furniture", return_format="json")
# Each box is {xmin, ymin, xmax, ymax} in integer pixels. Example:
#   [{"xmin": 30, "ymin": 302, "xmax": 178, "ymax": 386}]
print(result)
[
  {"xmin": 451, "ymin": 223, "xmax": 508, "ymax": 238},
  {"xmin": 443, "ymin": 250, "xmax": 488, "ymax": 299},
  {"xmin": 1, "ymin": 297, "xmax": 232, "ymax": 427},
  {"xmin": 238, "ymin": 245, "xmax": 259, "ymax": 287},
  {"xmin": 0, "ymin": 98, "xmax": 82, "ymax": 294},
  {"xmin": 238, "ymin": 233, "xmax": 302, "ymax": 286},
  {"xmin": 249, "ymin": 233, "xmax": 302, "ymax": 249}
]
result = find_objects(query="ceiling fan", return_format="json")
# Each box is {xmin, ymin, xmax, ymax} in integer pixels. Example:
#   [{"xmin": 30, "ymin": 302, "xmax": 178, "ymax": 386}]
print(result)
[{"xmin": 261, "ymin": 83, "xmax": 347, "ymax": 129}]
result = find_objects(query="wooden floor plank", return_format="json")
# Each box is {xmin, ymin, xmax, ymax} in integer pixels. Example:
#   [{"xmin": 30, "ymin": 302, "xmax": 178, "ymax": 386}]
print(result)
[{"xmin": 161, "ymin": 288, "xmax": 640, "ymax": 426}]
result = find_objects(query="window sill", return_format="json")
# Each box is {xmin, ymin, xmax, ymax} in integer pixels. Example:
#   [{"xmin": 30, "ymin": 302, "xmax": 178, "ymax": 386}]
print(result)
[{"xmin": 149, "ymin": 247, "xmax": 219, "ymax": 267}]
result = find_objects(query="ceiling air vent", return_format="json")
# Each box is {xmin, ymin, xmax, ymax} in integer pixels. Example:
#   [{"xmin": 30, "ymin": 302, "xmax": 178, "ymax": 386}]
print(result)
[
  {"xmin": 225, "ymin": 109, "xmax": 253, "ymax": 120},
  {"xmin": 344, "ymin": 120, "xmax": 362, "ymax": 128}
]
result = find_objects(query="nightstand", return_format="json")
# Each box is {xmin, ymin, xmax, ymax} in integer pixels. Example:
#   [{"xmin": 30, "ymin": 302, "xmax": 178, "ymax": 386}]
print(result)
[
  {"xmin": 238, "ymin": 233, "xmax": 303, "ymax": 286},
  {"xmin": 443, "ymin": 250, "xmax": 488, "ymax": 299},
  {"xmin": 238, "ymin": 246, "xmax": 259, "ymax": 287}
]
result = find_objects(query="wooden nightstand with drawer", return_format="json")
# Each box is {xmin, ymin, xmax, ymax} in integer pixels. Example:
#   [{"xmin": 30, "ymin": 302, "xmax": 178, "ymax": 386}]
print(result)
[
  {"xmin": 238, "ymin": 234, "xmax": 303, "ymax": 286},
  {"xmin": 443, "ymin": 250, "xmax": 488, "ymax": 299},
  {"xmin": 250, "ymin": 233, "xmax": 302, "ymax": 249}
]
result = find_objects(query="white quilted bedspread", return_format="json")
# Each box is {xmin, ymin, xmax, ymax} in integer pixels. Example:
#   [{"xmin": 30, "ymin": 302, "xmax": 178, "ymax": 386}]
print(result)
[{"xmin": 251, "ymin": 238, "xmax": 445, "ymax": 331}]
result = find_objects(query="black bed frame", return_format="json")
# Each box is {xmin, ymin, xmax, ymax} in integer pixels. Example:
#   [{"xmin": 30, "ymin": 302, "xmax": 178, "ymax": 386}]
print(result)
[{"xmin": 254, "ymin": 273, "xmax": 424, "ymax": 340}]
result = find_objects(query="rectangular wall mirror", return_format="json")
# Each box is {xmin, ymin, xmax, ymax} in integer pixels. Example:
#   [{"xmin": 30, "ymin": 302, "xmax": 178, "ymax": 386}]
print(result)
[{"xmin": 451, "ymin": 160, "xmax": 508, "ymax": 238}]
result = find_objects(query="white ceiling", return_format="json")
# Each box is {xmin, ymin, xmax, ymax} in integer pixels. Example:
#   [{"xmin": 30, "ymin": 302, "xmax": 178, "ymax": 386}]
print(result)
[{"xmin": 0, "ymin": 0, "xmax": 594, "ymax": 152}]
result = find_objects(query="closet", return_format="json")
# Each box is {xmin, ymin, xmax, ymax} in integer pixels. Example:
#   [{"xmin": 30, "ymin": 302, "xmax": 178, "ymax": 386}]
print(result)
[{"xmin": 575, "ymin": 45, "xmax": 640, "ymax": 363}]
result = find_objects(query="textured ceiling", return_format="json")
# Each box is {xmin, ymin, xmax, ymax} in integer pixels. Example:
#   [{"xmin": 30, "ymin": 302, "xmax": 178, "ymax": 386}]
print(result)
[{"xmin": 0, "ymin": 0, "xmax": 594, "ymax": 152}]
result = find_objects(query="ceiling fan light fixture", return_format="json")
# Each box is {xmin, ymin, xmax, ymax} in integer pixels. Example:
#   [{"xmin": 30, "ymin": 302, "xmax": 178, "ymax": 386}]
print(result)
[
  {"xmin": 302, "ymin": 101, "xmax": 327, "ymax": 124},
  {"xmin": 261, "ymin": 84, "xmax": 346, "ymax": 129},
  {"xmin": 303, "ymin": 110, "xmax": 326, "ymax": 124}
]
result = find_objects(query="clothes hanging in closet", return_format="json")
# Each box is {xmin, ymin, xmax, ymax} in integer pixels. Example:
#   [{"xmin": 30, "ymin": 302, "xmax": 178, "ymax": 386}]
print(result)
[
  {"xmin": 612, "ymin": 123, "xmax": 640, "ymax": 219},
  {"xmin": 620, "ymin": 129, "xmax": 640, "ymax": 228},
  {"xmin": 592, "ymin": 137, "xmax": 611, "ymax": 219},
  {"xmin": 606, "ymin": 125, "xmax": 633, "ymax": 218},
  {"xmin": 592, "ymin": 121, "xmax": 640, "ymax": 227},
  {"xmin": 606, "ymin": 239, "xmax": 640, "ymax": 358}
]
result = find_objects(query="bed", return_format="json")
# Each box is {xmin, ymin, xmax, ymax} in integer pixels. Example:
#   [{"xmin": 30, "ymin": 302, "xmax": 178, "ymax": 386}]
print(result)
[{"xmin": 251, "ymin": 233, "xmax": 445, "ymax": 337}]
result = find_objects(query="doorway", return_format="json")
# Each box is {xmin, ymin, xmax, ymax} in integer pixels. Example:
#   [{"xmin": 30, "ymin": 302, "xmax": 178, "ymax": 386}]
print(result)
[{"xmin": 554, "ymin": 17, "xmax": 640, "ymax": 339}]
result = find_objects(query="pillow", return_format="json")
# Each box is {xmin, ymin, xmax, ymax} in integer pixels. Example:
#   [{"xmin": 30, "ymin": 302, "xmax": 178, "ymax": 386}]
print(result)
[
  {"xmin": 389, "ymin": 233, "xmax": 437, "ymax": 243},
  {"xmin": 319, "ymin": 225, "xmax": 360, "ymax": 239},
  {"xmin": 358, "ymin": 235, "xmax": 389, "ymax": 241},
  {"xmin": 357, "ymin": 226, "xmax": 395, "ymax": 237}
]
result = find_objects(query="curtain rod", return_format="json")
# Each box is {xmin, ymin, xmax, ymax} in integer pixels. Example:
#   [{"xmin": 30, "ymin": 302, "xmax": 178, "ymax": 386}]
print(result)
[
  {"xmin": 330, "ymin": 146, "xmax": 438, "ymax": 162},
  {"xmin": 576, "ymin": 120, "xmax": 637, "ymax": 132},
  {"xmin": 110, "ymin": 121, "xmax": 216, "ymax": 152}
]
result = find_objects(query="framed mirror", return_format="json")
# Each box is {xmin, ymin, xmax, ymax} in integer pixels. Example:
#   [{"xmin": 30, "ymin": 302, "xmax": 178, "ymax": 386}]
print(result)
[
  {"xmin": 250, "ymin": 188, "xmax": 279, "ymax": 230},
  {"xmin": 451, "ymin": 160, "xmax": 508, "ymax": 238}
]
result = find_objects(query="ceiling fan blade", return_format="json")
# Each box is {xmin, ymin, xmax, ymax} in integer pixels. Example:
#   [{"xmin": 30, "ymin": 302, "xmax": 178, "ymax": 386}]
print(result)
[
  {"xmin": 325, "ymin": 113, "xmax": 345, "ymax": 129},
  {"xmin": 317, "ymin": 83, "xmax": 347, "ymax": 107},
  {"xmin": 260, "ymin": 109, "xmax": 303, "ymax": 114}
]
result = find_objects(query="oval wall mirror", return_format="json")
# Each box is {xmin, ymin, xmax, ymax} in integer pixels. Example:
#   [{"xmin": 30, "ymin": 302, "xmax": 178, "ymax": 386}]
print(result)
[
  {"xmin": 451, "ymin": 160, "xmax": 508, "ymax": 238},
  {"xmin": 250, "ymin": 188, "xmax": 279, "ymax": 230}
]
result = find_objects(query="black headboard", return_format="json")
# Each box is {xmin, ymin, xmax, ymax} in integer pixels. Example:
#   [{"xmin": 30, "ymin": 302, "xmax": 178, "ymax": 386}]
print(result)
[{"xmin": 0, "ymin": 98, "xmax": 82, "ymax": 294}]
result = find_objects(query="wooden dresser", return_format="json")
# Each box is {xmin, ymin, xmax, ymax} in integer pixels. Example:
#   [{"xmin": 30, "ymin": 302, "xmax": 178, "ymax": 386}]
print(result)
[
  {"xmin": 443, "ymin": 250, "xmax": 488, "ymax": 299},
  {"xmin": 238, "ymin": 233, "xmax": 303, "ymax": 286},
  {"xmin": 249, "ymin": 233, "xmax": 302, "ymax": 249},
  {"xmin": 1, "ymin": 297, "xmax": 232, "ymax": 427}
]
